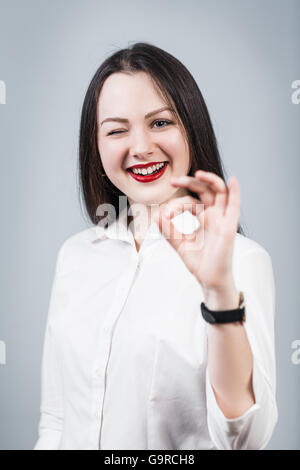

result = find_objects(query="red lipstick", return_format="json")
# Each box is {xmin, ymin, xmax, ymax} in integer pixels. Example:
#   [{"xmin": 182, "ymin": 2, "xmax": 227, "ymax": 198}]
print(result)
[{"xmin": 127, "ymin": 162, "xmax": 168, "ymax": 183}]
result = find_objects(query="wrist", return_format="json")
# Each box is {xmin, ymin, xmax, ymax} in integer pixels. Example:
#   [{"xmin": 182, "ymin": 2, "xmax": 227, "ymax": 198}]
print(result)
[{"xmin": 203, "ymin": 283, "xmax": 240, "ymax": 311}]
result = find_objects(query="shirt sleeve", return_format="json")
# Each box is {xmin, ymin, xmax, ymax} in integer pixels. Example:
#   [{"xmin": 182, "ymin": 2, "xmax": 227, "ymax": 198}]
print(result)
[
  {"xmin": 33, "ymin": 243, "xmax": 66, "ymax": 450},
  {"xmin": 205, "ymin": 247, "xmax": 278, "ymax": 450}
]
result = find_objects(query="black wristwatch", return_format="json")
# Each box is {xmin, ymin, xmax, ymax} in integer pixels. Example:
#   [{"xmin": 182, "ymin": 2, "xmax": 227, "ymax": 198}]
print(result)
[{"xmin": 200, "ymin": 291, "xmax": 246, "ymax": 324}]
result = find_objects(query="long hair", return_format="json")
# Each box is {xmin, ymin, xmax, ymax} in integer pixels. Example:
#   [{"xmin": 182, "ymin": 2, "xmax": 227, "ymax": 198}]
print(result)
[{"xmin": 78, "ymin": 41, "xmax": 245, "ymax": 235}]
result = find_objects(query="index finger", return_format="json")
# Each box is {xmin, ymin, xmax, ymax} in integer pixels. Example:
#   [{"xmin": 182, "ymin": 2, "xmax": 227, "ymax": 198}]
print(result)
[
  {"xmin": 171, "ymin": 174, "xmax": 226, "ymax": 195},
  {"xmin": 194, "ymin": 170, "xmax": 227, "ymax": 193}
]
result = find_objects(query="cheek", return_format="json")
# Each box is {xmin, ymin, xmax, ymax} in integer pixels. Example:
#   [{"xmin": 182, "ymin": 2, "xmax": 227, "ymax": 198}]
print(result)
[
  {"xmin": 159, "ymin": 132, "xmax": 189, "ymax": 168},
  {"xmin": 98, "ymin": 139, "xmax": 124, "ymax": 172}
]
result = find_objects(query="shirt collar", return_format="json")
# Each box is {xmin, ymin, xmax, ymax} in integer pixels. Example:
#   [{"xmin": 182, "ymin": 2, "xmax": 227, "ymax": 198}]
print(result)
[{"xmin": 90, "ymin": 205, "xmax": 163, "ymax": 248}]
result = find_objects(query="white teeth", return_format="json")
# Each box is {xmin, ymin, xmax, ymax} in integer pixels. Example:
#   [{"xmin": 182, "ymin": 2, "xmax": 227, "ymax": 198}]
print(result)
[{"xmin": 131, "ymin": 162, "xmax": 166, "ymax": 175}]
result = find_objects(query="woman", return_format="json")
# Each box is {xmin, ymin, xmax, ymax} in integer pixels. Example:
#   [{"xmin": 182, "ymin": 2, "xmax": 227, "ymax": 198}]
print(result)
[{"xmin": 33, "ymin": 42, "xmax": 278, "ymax": 450}]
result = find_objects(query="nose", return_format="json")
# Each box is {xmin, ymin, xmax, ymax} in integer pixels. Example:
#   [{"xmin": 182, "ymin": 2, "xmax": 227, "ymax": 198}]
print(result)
[{"xmin": 128, "ymin": 127, "xmax": 154, "ymax": 159}]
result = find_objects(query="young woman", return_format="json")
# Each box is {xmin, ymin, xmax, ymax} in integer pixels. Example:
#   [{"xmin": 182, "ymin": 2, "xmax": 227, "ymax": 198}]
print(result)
[{"xmin": 34, "ymin": 42, "xmax": 278, "ymax": 450}]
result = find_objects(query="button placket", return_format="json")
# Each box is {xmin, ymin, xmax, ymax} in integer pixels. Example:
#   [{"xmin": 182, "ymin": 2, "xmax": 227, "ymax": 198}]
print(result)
[{"xmin": 94, "ymin": 258, "xmax": 142, "ymax": 449}]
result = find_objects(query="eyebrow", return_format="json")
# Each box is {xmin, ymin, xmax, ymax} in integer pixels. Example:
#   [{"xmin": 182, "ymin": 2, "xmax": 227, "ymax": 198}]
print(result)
[{"xmin": 100, "ymin": 106, "xmax": 175, "ymax": 126}]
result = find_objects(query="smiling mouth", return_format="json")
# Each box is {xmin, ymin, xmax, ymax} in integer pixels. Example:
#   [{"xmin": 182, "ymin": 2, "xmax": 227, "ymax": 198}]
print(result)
[
  {"xmin": 127, "ymin": 161, "xmax": 168, "ymax": 174},
  {"xmin": 127, "ymin": 162, "xmax": 169, "ymax": 182}
]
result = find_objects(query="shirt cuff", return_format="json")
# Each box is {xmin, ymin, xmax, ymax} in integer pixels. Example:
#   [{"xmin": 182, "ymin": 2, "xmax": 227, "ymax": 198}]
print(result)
[{"xmin": 33, "ymin": 429, "xmax": 62, "ymax": 450}]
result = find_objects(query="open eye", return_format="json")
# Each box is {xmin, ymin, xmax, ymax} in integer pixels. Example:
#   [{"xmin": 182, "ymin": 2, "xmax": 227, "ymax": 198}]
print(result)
[
  {"xmin": 107, "ymin": 119, "xmax": 172, "ymax": 136},
  {"xmin": 153, "ymin": 119, "xmax": 172, "ymax": 129}
]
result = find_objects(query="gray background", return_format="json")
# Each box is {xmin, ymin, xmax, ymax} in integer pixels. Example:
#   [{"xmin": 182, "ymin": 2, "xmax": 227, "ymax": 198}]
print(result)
[{"xmin": 0, "ymin": 0, "xmax": 299, "ymax": 450}]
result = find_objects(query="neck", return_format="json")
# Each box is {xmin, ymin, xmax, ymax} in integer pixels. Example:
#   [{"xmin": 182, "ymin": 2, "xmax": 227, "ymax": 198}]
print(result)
[{"xmin": 127, "ymin": 187, "xmax": 189, "ymax": 244}]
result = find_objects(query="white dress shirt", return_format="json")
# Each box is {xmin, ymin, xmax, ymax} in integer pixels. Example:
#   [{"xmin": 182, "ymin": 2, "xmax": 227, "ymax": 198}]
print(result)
[{"xmin": 33, "ymin": 206, "xmax": 278, "ymax": 450}]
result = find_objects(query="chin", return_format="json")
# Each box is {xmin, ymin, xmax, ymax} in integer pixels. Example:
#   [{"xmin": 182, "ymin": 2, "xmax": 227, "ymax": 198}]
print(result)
[{"xmin": 131, "ymin": 193, "xmax": 171, "ymax": 207}]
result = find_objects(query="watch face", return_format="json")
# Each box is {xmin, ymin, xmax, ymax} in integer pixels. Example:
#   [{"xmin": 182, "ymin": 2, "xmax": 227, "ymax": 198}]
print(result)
[
  {"xmin": 201, "ymin": 303, "xmax": 217, "ymax": 324},
  {"xmin": 204, "ymin": 310, "xmax": 217, "ymax": 324}
]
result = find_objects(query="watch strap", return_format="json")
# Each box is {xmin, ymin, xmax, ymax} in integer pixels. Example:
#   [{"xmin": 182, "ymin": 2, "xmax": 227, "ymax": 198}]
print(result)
[{"xmin": 200, "ymin": 291, "xmax": 246, "ymax": 324}]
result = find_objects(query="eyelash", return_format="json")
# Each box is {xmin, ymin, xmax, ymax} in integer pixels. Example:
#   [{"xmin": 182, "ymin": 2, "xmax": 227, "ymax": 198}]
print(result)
[{"xmin": 107, "ymin": 119, "xmax": 172, "ymax": 136}]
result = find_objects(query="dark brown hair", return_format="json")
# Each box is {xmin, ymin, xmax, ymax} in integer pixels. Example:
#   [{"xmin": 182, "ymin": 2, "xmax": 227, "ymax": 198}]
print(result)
[{"xmin": 78, "ymin": 41, "xmax": 245, "ymax": 235}]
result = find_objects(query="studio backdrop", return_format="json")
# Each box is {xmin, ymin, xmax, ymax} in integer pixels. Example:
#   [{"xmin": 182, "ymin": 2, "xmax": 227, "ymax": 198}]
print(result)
[{"xmin": 0, "ymin": 0, "xmax": 299, "ymax": 450}]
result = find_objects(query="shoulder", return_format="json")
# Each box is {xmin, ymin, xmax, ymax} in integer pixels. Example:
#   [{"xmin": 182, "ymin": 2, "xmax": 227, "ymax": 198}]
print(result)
[
  {"xmin": 60, "ymin": 225, "xmax": 98, "ymax": 250},
  {"xmin": 55, "ymin": 226, "xmax": 99, "ymax": 276}
]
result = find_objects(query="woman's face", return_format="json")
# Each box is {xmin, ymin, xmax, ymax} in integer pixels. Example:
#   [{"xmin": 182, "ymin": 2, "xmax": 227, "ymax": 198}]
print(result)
[{"xmin": 97, "ymin": 71, "xmax": 191, "ymax": 208}]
